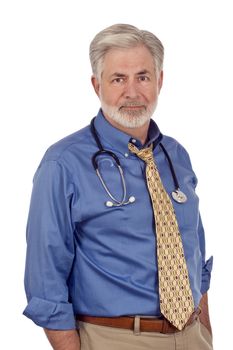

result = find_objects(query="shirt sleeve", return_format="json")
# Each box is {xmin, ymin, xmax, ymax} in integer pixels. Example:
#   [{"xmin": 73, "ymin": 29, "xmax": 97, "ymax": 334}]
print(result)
[
  {"xmin": 179, "ymin": 143, "xmax": 213, "ymax": 295},
  {"xmin": 23, "ymin": 160, "xmax": 77, "ymax": 330},
  {"xmin": 197, "ymin": 214, "xmax": 213, "ymax": 294}
]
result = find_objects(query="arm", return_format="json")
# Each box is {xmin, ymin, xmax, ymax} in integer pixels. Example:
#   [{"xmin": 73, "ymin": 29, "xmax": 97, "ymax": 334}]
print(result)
[
  {"xmin": 179, "ymin": 146, "xmax": 213, "ymax": 335},
  {"xmin": 199, "ymin": 293, "xmax": 212, "ymax": 336},
  {"xmin": 23, "ymin": 160, "xmax": 77, "ymax": 332},
  {"xmin": 44, "ymin": 329, "xmax": 80, "ymax": 350},
  {"xmin": 197, "ymin": 215, "xmax": 213, "ymax": 336}
]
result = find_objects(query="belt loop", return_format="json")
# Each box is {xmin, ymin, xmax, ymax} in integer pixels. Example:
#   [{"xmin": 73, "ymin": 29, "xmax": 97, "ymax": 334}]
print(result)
[{"xmin": 133, "ymin": 316, "xmax": 141, "ymax": 335}]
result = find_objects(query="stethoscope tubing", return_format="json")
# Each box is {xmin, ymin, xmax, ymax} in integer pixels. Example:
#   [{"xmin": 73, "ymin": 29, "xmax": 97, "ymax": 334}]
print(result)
[{"xmin": 90, "ymin": 117, "xmax": 187, "ymax": 206}]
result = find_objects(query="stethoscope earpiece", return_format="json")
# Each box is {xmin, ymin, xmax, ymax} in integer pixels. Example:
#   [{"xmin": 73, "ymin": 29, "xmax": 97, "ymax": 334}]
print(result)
[
  {"xmin": 105, "ymin": 196, "xmax": 136, "ymax": 208},
  {"xmin": 128, "ymin": 196, "xmax": 136, "ymax": 203},
  {"xmin": 106, "ymin": 201, "xmax": 114, "ymax": 207}
]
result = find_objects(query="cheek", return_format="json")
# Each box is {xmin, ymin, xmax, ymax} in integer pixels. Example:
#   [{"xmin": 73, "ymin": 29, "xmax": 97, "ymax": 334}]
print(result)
[
  {"xmin": 142, "ymin": 86, "xmax": 158, "ymax": 103},
  {"xmin": 101, "ymin": 86, "xmax": 123, "ymax": 105}
]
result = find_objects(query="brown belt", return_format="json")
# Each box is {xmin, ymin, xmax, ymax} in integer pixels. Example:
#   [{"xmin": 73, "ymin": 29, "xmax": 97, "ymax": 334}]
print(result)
[{"xmin": 77, "ymin": 308, "xmax": 200, "ymax": 334}]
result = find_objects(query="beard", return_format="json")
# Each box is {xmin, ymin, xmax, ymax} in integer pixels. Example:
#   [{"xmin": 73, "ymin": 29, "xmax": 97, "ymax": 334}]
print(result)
[{"xmin": 101, "ymin": 100, "xmax": 157, "ymax": 128}]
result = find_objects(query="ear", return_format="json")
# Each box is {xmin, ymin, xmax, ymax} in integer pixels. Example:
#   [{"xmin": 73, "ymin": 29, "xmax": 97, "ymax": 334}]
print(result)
[
  {"xmin": 91, "ymin": 75, "xmax": 100, "ymax": 97},
  {"xmin": 158, "ymin": 70, "xmax": 163, "ymax": 93}
]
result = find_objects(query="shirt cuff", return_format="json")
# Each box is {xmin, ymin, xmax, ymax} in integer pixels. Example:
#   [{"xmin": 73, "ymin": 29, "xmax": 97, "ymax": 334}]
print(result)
[
  {"xmin": 201, "ymin": 256, "xmax": 213, "ymax": 294},
  {"xmin": 23, "ymin": 297, "xmax": 76, "ymax": 330}
]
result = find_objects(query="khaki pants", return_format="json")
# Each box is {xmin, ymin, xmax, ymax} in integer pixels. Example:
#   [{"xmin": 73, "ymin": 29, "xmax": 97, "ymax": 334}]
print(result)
[{"xmin": 78, "ymin": 318, "xmax": 213, "ymax": 350}]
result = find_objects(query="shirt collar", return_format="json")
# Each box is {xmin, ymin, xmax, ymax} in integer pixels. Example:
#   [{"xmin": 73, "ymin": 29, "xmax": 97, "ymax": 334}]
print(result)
[{"xmin": 93, "ymin": 109, "xmax": 163, "ymax": 156}]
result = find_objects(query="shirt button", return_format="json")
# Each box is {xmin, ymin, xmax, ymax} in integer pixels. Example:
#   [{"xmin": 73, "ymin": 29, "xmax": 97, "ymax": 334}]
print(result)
[
  {"xmin": 132, "ymin": 139, "xmax": 137, "ymax": 143},
  {"xmin": 125, "ymin": 153, "xmax": 129, "ymax": 157}
]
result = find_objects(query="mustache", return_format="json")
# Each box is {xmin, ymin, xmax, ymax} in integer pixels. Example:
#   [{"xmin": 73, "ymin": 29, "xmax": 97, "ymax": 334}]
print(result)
[{"xmin": 119, "ymin": 102, "xmax": 146, "ymax": 109}]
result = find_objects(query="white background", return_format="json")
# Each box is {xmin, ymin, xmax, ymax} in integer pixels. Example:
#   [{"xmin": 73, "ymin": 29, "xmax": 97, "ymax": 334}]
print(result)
[{"xmin": 0, "ymin": 0, "xmax": 232, "ymax": 348}]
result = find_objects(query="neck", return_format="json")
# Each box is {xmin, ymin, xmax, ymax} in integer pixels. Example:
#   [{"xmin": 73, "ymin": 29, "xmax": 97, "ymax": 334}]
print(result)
[{"xmin": 104, "ymin": 114, "xmax": 150, "ymax": 145}]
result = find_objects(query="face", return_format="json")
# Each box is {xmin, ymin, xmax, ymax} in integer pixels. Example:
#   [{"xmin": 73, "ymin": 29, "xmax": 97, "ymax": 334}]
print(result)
[{"xmin": 92, "ymin": 45, "xmax": 163, "ymax": 129}]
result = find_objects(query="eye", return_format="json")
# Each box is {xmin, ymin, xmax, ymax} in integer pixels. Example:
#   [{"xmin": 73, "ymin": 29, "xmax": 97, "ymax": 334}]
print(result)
[
  {"xmin": 112, "ymin": 77, "xmax": 125, "ymax": 84},
  {"xmin": 138, "ymin": 75, "xmax": 150, "ymax": 82}
]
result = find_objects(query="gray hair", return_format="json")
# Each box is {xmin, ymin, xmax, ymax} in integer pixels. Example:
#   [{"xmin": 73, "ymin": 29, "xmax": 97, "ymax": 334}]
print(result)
[{"xmin": 89, "ymin": 23, "xmax": 164, "ymax": 79}]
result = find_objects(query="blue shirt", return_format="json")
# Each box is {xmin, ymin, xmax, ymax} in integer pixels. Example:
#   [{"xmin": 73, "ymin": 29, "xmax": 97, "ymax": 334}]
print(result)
[{"xmin": 23, "ymin": 109, "xmax": 213, "ymax": 330}]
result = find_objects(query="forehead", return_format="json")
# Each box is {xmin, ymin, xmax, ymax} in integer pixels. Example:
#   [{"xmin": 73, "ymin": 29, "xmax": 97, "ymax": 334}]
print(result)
[{"xmin": 102, "ymin": 45, "xmax": 155, "ymax": 75}]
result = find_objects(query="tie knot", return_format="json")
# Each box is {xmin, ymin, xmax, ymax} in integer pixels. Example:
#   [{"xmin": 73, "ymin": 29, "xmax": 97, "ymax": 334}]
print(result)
[{"xmin": 128, "ymin": 143, "xmax": 154, "ymax": 163}]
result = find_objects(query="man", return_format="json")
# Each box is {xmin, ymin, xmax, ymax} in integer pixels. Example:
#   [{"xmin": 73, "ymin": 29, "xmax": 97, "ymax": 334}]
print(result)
[{"xmin": 23, "ymin": 24, "xmax": 213, "ymax": 349}]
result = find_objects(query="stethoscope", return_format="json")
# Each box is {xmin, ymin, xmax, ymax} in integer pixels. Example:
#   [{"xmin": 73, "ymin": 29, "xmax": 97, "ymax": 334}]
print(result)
[{"xmin": 90, "ymin": 118, "xmax": 187, "ymax": 207}]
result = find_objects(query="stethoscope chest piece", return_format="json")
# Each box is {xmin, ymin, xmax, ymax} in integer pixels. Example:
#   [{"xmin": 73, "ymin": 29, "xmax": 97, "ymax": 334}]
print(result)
[{"xmin": 172, "ymin": 189, "xmax": 187, "ymax": 203}]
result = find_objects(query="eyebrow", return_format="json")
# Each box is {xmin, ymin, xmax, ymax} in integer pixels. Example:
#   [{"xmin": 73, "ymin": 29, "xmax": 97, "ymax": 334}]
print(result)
[
  {"xmin": 110, "ymin": 70, "xmax": 151, "ymax": 78},
  {"xmin": 110, "ymin": 73, "xmax": 127, "ymax": 78},
  {"xmin": 136, "ymin": 70, "xmax": 151, "ymax": 75}
]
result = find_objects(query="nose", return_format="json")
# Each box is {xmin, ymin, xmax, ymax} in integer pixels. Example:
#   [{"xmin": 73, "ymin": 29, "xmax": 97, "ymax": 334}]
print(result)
[{"xmin": 123, "ymin": 80, "xmax": 139, "ymax": 99}]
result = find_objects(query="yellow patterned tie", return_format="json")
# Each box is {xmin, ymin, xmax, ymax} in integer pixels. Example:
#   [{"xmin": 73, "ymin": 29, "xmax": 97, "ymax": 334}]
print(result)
[{"xmin": 128, "ymin": 142, "xmax": 194, "ymax": 330}]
